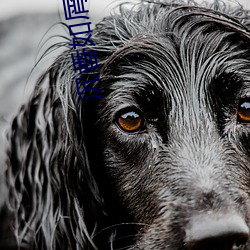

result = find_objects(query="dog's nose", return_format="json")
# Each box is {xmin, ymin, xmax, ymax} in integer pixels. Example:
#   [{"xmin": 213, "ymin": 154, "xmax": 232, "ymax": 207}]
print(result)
[{"xmin": 185, "ymin": 213, "xmax": 249, "ymax": 250}]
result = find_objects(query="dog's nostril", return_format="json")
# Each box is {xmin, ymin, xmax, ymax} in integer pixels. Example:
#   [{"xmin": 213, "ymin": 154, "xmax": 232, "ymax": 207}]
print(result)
[
  {"xmin": 235, "ymin": 236, "xmax": 249, "ymax": 248},
  {"xmin": 187, "ymin": 234, "xmax": 248, "ymax": 250},
  {"xmin": 185, "ymin": 213, "xmax": 249, "ymax": 250}
]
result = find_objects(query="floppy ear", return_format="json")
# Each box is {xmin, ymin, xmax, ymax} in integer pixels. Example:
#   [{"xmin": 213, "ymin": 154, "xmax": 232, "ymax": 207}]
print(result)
[
  {"xmin": 1, "ymin": 7, "xmax": 138, "ymax": 248},
  {"xmin": 2, "ymin": 62, "xmax": 105, "ymax": 249}
]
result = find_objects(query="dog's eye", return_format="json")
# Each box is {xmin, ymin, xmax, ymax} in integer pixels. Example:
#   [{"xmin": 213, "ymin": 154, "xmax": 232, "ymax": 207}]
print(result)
[
  {"xmin": 116, "ymin": 110, "xmax": 144, "ymax": 133},
  {"xmin": 237, "ymin": 98, "xmax": 250, "ymax": 123}
]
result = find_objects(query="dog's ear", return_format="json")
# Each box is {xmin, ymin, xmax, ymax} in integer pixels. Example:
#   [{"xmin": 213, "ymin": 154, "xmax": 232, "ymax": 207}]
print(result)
[
  {"xmin": 1, "ymin": 10, "xmax": 131, "ymax": 249},
  {"xmin": 2, "ymin": 63, "xmax": 104, "ymax": 249}
]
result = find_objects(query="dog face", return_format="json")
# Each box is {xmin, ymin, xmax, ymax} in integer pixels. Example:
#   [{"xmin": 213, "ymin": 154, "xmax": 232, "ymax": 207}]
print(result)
[
  {"xmin": 86, "ymin": 2, "xmax": 250, "ymax": 249},
  {"xmin": 3, "ymin": 1, "xmax": 250, "ymax": 250}
]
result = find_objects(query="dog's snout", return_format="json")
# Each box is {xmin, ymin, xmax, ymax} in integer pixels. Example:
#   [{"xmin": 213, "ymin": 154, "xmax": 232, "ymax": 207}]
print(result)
[{"xmin": 185, "ymin": 213, "xmax": 249, "ymax": 250}]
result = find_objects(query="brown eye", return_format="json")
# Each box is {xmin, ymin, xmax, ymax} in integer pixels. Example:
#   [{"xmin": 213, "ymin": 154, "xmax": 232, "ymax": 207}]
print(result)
[
  {"xmin": 237, "ymin": 99, "xmax": 250, "ymax": 123},
  {"xmin": 116, "ymin": 110, "xmax": 144, "ymax": 133}
]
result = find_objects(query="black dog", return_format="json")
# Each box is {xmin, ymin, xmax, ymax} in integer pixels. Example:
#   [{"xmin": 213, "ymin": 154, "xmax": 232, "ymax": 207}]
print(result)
[{"xmin": 1, "ymin": 0, "xmax": 250, "ymax": 249}]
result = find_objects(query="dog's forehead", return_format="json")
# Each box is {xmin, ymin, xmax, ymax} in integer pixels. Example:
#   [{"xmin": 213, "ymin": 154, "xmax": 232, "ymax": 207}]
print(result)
[
  {"xmin": 107, "ymin": 35, "xmax": 249, "ymax": 99},
  {"xmin": 97, "ymin": 2, "xmax": 250, "ymax": 127},
  {"xmin": 103, "ymin": 11, "xmax": 250, "ymax": 102}
]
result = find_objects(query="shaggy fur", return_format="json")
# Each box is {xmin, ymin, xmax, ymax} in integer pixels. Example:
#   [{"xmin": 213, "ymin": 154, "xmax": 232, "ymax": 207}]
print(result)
[{"xmin": 2, "ymin": 0, "xmax": 250, "ymax": 249}]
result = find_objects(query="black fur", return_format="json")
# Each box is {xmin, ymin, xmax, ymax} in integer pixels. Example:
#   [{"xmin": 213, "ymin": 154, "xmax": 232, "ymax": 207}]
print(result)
[{"xmin": 2, "ymin": 0, "xmax": 250, "ymax": 249}]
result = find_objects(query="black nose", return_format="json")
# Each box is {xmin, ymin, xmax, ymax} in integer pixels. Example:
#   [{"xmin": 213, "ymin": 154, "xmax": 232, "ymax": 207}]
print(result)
[{"xmin": 185, "ymin": 213, "xmax": 249, "ymax": 250}]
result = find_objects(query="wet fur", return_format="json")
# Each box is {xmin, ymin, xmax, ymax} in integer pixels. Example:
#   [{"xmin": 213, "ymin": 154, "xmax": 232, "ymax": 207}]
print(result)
[{"xmin": 2, "ymin": 0, "xmax": 250, "ymax": 249}]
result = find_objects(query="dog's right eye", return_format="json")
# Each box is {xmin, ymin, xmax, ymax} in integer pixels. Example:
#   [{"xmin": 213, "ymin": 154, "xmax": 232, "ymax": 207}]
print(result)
[
  {"xmin": 115, "ymin": 109, "xmax": 145, "ymax": 133},
  {"xmin": 237, "ymin": 98, "xmax": 250, "ymax": 123}
]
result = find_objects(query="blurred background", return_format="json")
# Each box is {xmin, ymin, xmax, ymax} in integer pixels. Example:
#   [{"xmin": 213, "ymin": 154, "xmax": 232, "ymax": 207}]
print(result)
[{"xmin": 0, "ymin": 0, "xmax": 250, "ymax": 175}]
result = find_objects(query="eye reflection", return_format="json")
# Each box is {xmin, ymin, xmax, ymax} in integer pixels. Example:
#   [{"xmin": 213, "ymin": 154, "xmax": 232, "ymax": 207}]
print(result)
[
  {"xmin": 116, "ymin": 110, "xmax": 144, "ymax": 133},
  {"xmin": 237, "ymin": 98, "xmax": 250, "ymax": 123}
]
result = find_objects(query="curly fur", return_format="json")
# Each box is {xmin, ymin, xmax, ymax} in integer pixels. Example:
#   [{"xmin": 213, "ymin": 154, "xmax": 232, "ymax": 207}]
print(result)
[{"xmin": 2, "ymin": 0, "xmax": 250, "ymax": 249}]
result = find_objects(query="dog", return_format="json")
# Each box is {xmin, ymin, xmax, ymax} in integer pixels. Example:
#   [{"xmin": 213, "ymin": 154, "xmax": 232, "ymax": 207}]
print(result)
[{"xmin": 1, "ymin": 0, "xmax": 250, "ymax": 249}]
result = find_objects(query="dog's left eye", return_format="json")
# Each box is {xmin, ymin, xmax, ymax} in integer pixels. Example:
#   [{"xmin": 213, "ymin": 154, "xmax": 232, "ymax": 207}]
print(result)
[
  {"xmin": 237, "ymin": 98, "xmax": 250, "ymax": 123},
  {"xmin": 116, "ymin": 110, "xmax": 145, "ymax": 133}
]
